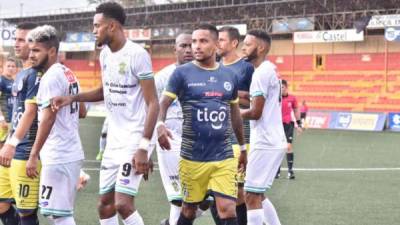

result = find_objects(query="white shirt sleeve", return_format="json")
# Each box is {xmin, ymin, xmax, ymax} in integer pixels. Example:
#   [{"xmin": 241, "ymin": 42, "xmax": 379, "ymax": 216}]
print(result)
[
  {"xmin": 37, "ymin": 69, "xmax": 66, "ymax": 110},
  {"xmin": 132, "ymin": 49, "xmax": 153, "ymax": 80}
]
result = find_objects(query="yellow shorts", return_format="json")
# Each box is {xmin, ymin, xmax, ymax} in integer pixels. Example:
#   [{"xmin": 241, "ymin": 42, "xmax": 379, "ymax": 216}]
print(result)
[
  {"xmin": 0, "ymin": 159, "xmax": 41, "ymax": 211},
  {"xmin": 0, "ymin": 124, "xmax": 9, "ymax": 142},
  {"xmin": 179, "ymin": 158, "xmax": 238, "ymax": 203},
  {"xmin": 233, "ymin": 144, "xmax": 250, "ymax": 184}
]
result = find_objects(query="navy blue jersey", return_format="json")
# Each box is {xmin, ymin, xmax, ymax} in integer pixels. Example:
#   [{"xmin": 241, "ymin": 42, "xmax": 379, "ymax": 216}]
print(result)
[
  {"xmin": 223, "ymin": 58, "xmax": 254, "ymax": 92},
  {"xmin": 0, "ymin": 76, "xmax": 14, "ymax": 122},
  {"xmin": 165, "ymin": 62, "xmax": 239, "ymax": 162},
  {"xmin": 10, "ymin": 68, "xmax": 42, "ymax": 160},
  {"xmin": 223, "ymin": 58, "xmax": 254, "ymax": 144}
]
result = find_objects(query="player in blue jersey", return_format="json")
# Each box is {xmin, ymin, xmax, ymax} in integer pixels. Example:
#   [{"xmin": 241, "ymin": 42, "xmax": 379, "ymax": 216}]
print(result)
[
  {"xmin": 157, "ymin": 24, "xmax": 247, "ymax": 225},
  {"xmin": 209, "ymin": 26, "xmax": 254, "ymax": 225},
  {"xmin": 0, "ymin": 23, "xmax": 41, "ymax": 225},
  {"xmin": 0, "ymin": 57, "xmax": 17, "ymax": 147}
]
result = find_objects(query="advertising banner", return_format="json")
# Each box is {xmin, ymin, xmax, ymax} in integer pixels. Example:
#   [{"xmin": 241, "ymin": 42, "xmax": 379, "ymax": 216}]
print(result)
[
  {"xmin": 305, "ymin": 111, "xmax": 331, "ymax": 129},
  {"xmin": 330, "ymin": 112, "xmax": 386, "ymax": 131},
  {"xmin": 367, "ymin": 14, "xmax": 400, "ymax": 29},
  {"xmin": 293, "ymin": 29, "xmax": 364, "ymax": 43},
  {"xmin": 385, "ymin": 27, "xmax": 400, "ymax": 42},
  {"xmin": 388, "ymin": 113, "xmax": 400, "ymax": 131}
]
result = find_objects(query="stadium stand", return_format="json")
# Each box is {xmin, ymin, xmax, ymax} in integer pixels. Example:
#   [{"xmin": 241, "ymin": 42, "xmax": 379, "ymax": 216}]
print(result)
[{"xmin": 2, "ymin": 0, "xmax": 400, "ymax": 112}]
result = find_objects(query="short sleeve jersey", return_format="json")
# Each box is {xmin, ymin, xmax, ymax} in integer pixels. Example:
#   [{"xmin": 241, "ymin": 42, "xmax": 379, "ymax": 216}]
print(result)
[
  {"xmin": 165, "ymin": 62, "xmax": 239, "ymax": 162},
  {"xmin": 249, "ymin": 60, "xmax": 286, "ymax": 150},
  {"xmin": 100, "ymin": 41, "xmax": 154, "ymax": 150},
  {"xmin": 37, "ymin": 63, "xmax": 83, "ymax": 165},
  {"xmin": 222, "ymin": 58, "xmax": 254, "ymax": 144},
  {"xmin": 155, "ymin": 64, "xmax": 182, "ymax": 120},
  {"xmin": 282, "ymin": 94, "xmax": 298, "ymax": 124},
  {"xmin": 10, "ymin": 68, "xmax": 42, "ymax": 160}
]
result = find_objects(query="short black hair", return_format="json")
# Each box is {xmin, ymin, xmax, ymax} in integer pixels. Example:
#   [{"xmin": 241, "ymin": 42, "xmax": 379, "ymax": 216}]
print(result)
[
  {"xmin": 96, "ymin": 2, "xmax": 126, "ymax": 25},
  {"xmin": 247, "ymin": 29, "xmax": 271, "ymax": 45},
  {"xmin": 219, "ymin": 26, "xmax": 240, "ymax": 43},
  {"xmin": 16, "ymin": 22, "xmax": 38, "ymax": 30},
  {"xmin": 282, "ymin": 79, "xmax": 288, "ymax": 87},
  {"xmin": 194, "ymin": 24, "xmax": 218, "ymax": 40}
]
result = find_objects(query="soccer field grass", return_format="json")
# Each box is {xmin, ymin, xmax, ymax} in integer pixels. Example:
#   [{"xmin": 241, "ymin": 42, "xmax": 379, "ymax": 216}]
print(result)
[{"xmin": 36, "ymin": 116, "xmax": 400, "ymax": 225}]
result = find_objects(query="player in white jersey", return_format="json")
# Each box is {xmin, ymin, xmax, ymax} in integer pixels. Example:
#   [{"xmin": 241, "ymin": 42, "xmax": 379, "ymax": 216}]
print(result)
[
  {"xmin": 24, "ymin": 25, "xmax": 84, "ymax": 225},
  {"xmin": 155, "ymin": 32, "xmax": 194, "ymax": 225},
  {"xmin": 52, "ymin": 2, "xmax": 159, "ymax": 225},
  {"xmin": 240, "ymin": 30, "xmax": 287, "ymax": 225}
]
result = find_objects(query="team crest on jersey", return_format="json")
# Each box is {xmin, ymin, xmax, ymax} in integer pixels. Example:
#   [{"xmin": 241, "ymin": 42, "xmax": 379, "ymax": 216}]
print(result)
[
  {"xmin": 224, "ymin": 81, "xmax": 232, "ymax": 91},
  {"xmin": 118, "ymin": 62, "xmax": 127, "ymax": 75}
]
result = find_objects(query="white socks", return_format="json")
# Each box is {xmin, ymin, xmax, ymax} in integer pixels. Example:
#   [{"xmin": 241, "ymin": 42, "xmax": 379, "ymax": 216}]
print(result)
[
  {"xmin": 262, "ymin": 198, "xmax": 281, "ymax": 225},
  {"xmin": 100, "ymin": 214, "xmax": 119, "ymax": 225},
  {"xmin": 123, "ymin": 211, "xmax": 144, "ymax": 225},
  {"xmin": 247, "ymin": 209, "xmax": 264, "ymax": 225},
  {"xmin": 169, "ymin": 204, "xmax": 181, "ymax": 225}
]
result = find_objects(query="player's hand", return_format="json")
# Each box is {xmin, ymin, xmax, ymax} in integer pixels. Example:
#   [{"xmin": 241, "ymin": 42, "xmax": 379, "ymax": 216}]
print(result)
[
  {"xmin": 143, "ymin": 157, "xmax": 154, "ymax": 181},
  {"xmin": 0, "ymin": 121, "xmax": 8, "ymax": 130},
  {"xmin": 157, "ymin": 124, "xmax": 173, "ymax": 150},
  {"xmin": 0, "ymin": 144, "xmax": 16, "ymax": 167},
  {"xmin": 26, "ymin": 156, "xmax": 39, "ymax": 178},
  {"xmin": 133, "ymin": 149, "xmax": 149, "ymax": 178},
  {"xmin": 238, "ymin": 151, "xmax": 247, "ymax": 173},
  {"xmin": 51, "ymin": 96, "xmax": 73, "ymax": 112}
]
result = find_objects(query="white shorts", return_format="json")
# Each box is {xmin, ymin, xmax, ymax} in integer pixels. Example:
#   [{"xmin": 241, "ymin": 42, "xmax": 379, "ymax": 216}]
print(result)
[
  {"xmin": 156, "ymin": 119, "xmax": 182, "ymax": 202},
  {"xmin": 39, "ymin": 160, "xmax": 82, "ymax": 217},
  {"xmin": 99, "ymin": 146, "xmax": 154, "ymax": 196},
  {"xmin": 244, "ymin": 148, "xmax": 285, "ymax": 193}
]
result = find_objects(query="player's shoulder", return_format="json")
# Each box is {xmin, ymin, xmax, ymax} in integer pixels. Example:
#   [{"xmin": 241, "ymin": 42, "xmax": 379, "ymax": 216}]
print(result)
[
  {"xmin": 125, "ymin": 40, "xmax": 149, "ymax": 56},
  {"xmin": 238, "ymin": 58, "xmax": 254, "ymax": 69},
  {"xmin": 157, "ymin": 63, "xmax": 176, "ymax": 77}
]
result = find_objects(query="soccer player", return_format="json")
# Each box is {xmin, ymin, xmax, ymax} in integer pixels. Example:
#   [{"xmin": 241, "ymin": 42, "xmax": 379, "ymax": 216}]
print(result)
[
  {"xmin": 22, "ymin": 25, "xmax": 82, "ymax": 225},
  {"xmin": 96, "ymin": 117, "xmax": 108, "ymax": 161},
  {"xmin": 278, "ymin": 79, "xmax": 303, "ymax": 179},
  {"xmin": 155, "ymin": 32, "xmax": 194, "ymax": 225},
  {"xmin": 240, "ymin": 30, "xmax": 287, "ymax": 225},
  {"xmin": 0, "ymin": 57, "xmax": 17, "ymax": 147},
  {"xmin": 0, "ymin": 22, "xmax": 40, "ymax": 225},
  {"xmin": 157, "ymin": 24, "xmax": 247, "ymax": 225},
  {"xmin": 52, "ymin": 2, "xmax": 159, "ymax": 225},
  {"xmin": 212, "ymin": 26, "xmax": 254, "ymax": 225}
]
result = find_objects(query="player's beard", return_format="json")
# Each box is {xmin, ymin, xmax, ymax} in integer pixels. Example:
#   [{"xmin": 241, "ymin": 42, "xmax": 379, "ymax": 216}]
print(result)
[
  {"xmin": 32, "ymin": 55, "xmax": 49, "ymax": 70},
  {"xmin": 245, "ymin": 48, "xmax": 258, "ymax": 62}
]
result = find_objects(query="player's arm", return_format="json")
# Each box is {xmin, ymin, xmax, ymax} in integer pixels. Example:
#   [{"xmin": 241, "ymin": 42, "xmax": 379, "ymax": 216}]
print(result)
[
  {"xmin": 157, "ymin": 94, "xmax": 175, "ymax": 150},
  {"xmin": 238, "ymin": 91, "xmax": 250, "ymax": 107},
  {"xmin": 79, "ymin": 102, "xmax": 87, "ymax": 118},
  {"xmin": 157, "ymin": 68, "xmax": 182, "ymax": 150},
  {"xmin": 0, "ymin": 72, "xmax": 39, "ymax": 167},
  {"xmin": 26, "ymin": 106, "xmax": 56, "ymax": 178},
  {"xmin": 231, "ymin": 100, "xmax": 247, "ymax": 171},
  {"xmin": 52, "ymin": 85, "xmax": 104, "ymax": 111},
  {"xmin": 292, "ymin": 98, "xmax": 303, "ymax": 131},
  {"xmin": 241, "ymin": 95, "xmax": 265, "ymax": 120}
]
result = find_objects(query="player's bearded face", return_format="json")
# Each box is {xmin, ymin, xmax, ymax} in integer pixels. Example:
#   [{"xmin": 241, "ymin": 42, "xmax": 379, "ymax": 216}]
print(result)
[
  {"xmin": 242, "ymin": 35, "xmax": 258, "ymax": 61},
  {"xmin": 93, "ymin": 14, "xmax": 111, "ymax": 47},
  {"xmin": 29, "ymin": 42, "xmax": 49, "ymax": 70},
  {"xmin": 192, "ymin": 30, "xmax": 217, "ymax": 62}
]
